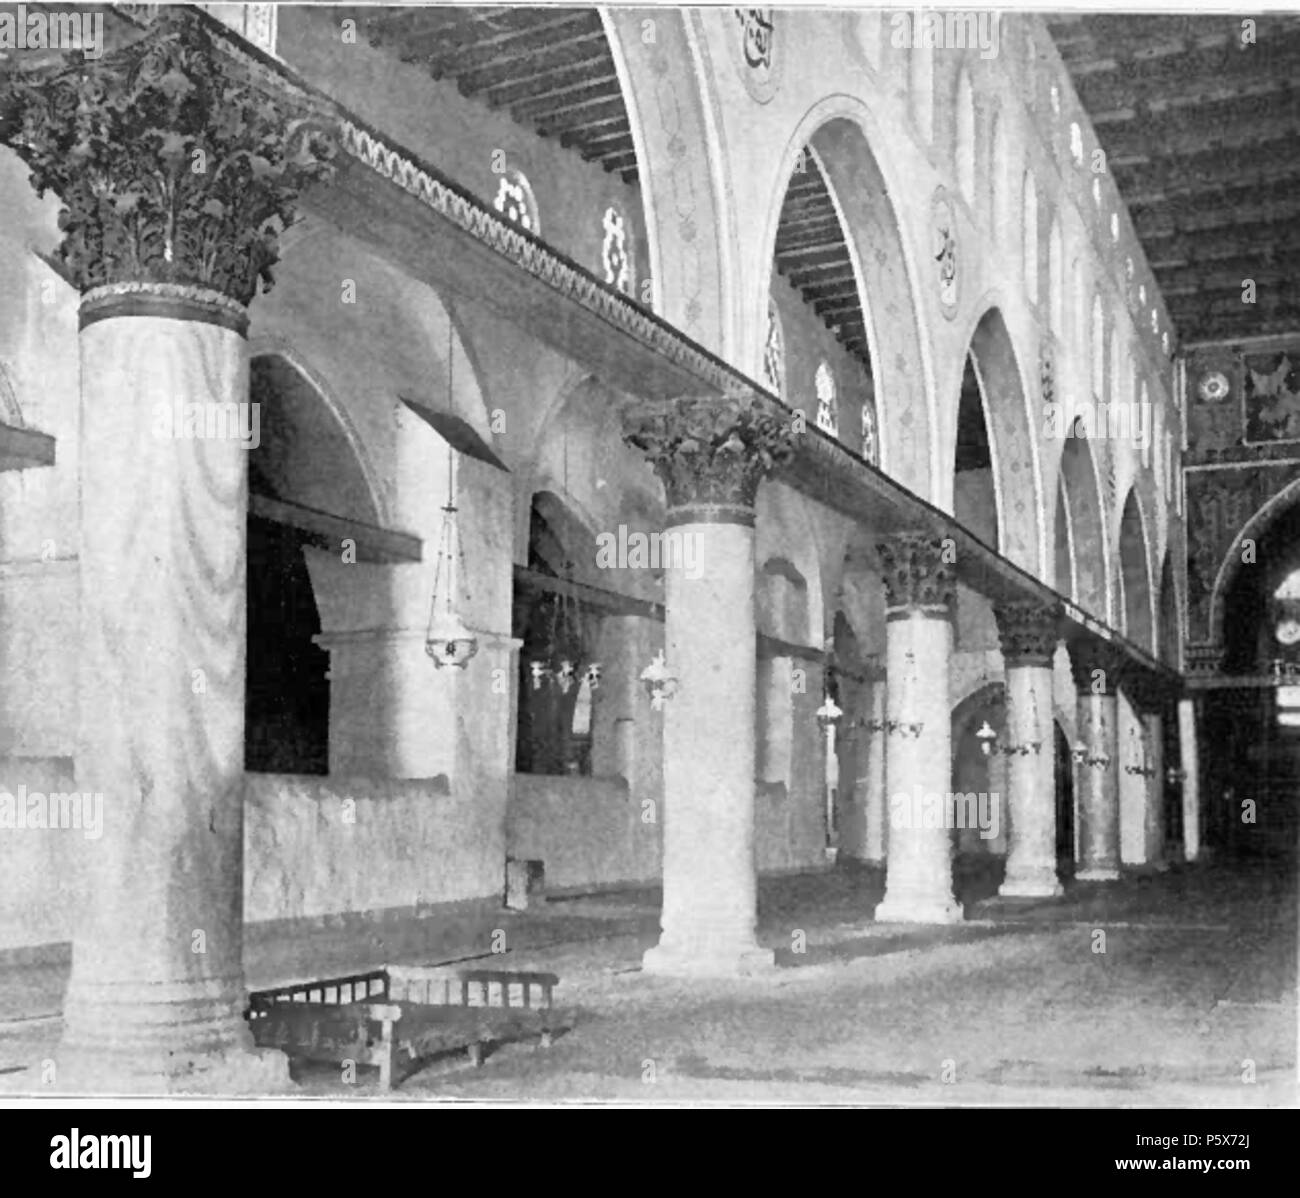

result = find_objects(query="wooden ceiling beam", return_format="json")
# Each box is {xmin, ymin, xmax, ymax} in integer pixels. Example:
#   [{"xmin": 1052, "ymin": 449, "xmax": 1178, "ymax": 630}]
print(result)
[
  {"xmin": 455, "ymin": 36, "xmax": 610, "ymax": 96},
  {"xmin": 408, "ymin": 11, "xmax": 598, "ymax": 73},
  {"xmin": 484, "ymin": 65, "xmax": 619, "ymax": 110},
  {"xmin": 1111, "ymin": 132, "xmax": 1300, "ymax": 195},
  {"xmin": 777, "ymin": 212, "xmax": 842, "ymax": 234},
  {"xmin": 1098, "ymin": 100, "xmax": 1300, "ymax": 163},
  {"xmin": 1127, "ymin": 171, "xmax": 1300, "ymax": 212},
  {"xmin": 1070, "ymin": 29, "xmax": 1300, "ymax": 109},
  {"xmin": 1081, "ymin": 72, "xmax": 1300, "ymax": 120},
  {"xmin": 511, "ymin": 78, "xmax": 623, "ymax": 123},
  {"xmin": 775, "ymin": 245, "xmax": 847, "ymax": 267},
  {"xmin": 536, "ymin": 99, "xmax": 626, "ymax": 137},
  {"xmin": 600, "ymin": 159, "xmax": 640, "ymax": 183},
  {"xmin": 1160, "ymin": 257, "xmax": 1300, "ymax": 297},
  {"xmin": 431, "ymin": 25, "xmax": 608, "ymax": 84},
  {"xmin": 814, "ymin": 296, "xmax": 862, "ymax": 317},
  {"xmin": 362, "ymin": 7, "xmax": 466, "ymax": 47},
  {"xmin": 1133, "ymin": 196, "xmax": 1300, "ymax": 242},
  {"xmin": 788, "ymin": 265, "xmax": 857, "ymax": 287},
  {"xmin": 576, "ymin": 132, "xmax": 637, "ymax": 162},
  {"xmin": 780, "ymin": 192, "xmax": 832, "ymax": 218},
  {"xmin": 1142, "ymin": 218, "xmax": 1300, "ymax": 260}
]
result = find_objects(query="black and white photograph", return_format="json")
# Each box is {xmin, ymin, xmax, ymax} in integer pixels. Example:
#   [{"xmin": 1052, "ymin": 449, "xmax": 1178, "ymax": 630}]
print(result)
[{"xmin": 0, "ymin": 0, "xmax": 1295, "ymax": 1128}]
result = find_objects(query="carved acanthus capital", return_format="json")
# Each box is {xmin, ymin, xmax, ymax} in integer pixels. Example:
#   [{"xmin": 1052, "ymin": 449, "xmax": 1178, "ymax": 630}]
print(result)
[
  {"xmin": 623, "ymin": 390, "xmax": 795, "ymax": 524},
  {"xmin": 995, "ymin": 600, "xmax": 1061, "ymax": 667},
  {"xmin": 0, "ymin": 10, "xmax": 336, "ymax": 309},
  {"xmin": 1184, "ymin": 642, "xmax": 1223, "ymax": 678},
  {"xmin": 1068, "ymin": 638, "xmax": 1127, "ymax": 694},
  {"xmin": 876, "ymin": 533, "xmax": 956, "ymax": 612}
]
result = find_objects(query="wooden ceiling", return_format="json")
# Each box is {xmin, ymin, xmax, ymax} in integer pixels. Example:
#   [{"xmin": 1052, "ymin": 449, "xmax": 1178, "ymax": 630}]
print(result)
[
  {"xmin": 1049, "ymin": 14, "xmax": 1300, "ymax": 345},
  {"xmin": 361, "ymin": 5, "xmax": 638, "ymax": 184},
  {"xmin": 773, "ymin": 152, "xmax": 872, "ymax": 374}
]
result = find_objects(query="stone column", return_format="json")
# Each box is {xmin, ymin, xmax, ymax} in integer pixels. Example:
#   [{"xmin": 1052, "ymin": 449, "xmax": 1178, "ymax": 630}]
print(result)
[
  {"xmin": 863, "ymin": 672, "xmax": 888, "ymax": 863},
  {"xmin": 1070, "ymin": 643, "xmax": 1123, "ymax": 881},
  {"xmin": 303, "ymin": 556, "xmax": 462, "ymax": 780},
  {"xmin": 874, "ymin": 535, "xmax": 962, "ymax": 924},
  {"xmin": 624, "ymin": 393, "xmax": 793, "ymax": 976},
  {"xmin": 1142, "ymin": 711, "xmax": 1166, "ymax": 869},
  {"xmin": 995, "ymin": 602, "xmax": 1063, "ymax": 897},
  {"xmin": 1178, "ymin": 697, "xmax": 1201, "ymax": 861},
  {"xmin": 1, "ymin": 12, "xmax": 335, "ymax": 1091},
  {"xmin": 591, "ymin": 614, "xmax": 664, "ymax": 879}
]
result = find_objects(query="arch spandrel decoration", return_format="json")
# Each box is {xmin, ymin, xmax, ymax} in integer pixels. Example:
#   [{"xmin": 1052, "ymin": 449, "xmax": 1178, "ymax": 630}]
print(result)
[{"xmin": 728, "ymin": 7, "xmax": 782, "ymax": 104}]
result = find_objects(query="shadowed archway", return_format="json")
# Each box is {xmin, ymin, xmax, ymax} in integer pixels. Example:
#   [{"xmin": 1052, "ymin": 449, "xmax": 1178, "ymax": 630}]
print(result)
[
  {"xmin": 245, "ymin": 353, "xmax": 385, "ymax": 774},
  {"xmin": 756, "ymin": 103, "xmax": 933, "ymax": 497},
  {"xmin": 1119, "ymin": 488, "xmax": 1154, "ymax": 651},
  {"xmin": 1057, "ymin": 428, "xmax": 1108, "ymax": 618},
  {"xmin": 957, "ymin": 307, "xmax": 1041, "ymax": 571}
]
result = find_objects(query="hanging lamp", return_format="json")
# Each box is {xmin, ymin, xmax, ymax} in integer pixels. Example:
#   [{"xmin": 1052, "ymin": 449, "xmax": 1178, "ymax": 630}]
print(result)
[{"xmin": 425, "ymin": 322, "xmax": 478, "ymax": 669}]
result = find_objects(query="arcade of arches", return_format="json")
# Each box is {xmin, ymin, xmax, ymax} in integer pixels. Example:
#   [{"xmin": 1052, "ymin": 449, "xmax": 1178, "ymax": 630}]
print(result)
[{"xmin": 0, "ymin": 7, "xmax": 1293, "ymax": 1095}]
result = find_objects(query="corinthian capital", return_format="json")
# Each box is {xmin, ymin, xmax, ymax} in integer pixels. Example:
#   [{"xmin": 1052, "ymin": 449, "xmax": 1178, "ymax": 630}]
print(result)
[
  {"xmin": 876, "ymin": 533, "xmax": 956, "ymax": 612},
  {"xmin": 1068, "ymin": 638, "xmax": 1127, "ymax": 694},
  {"xmin": 0, "ymin": 10, "xmax": 335, "ymax": 312},
  {"xmin": 623, "ymin": 390, "xmax": 795, "ymax": 524},
  {"xmin": 995, "ymin": 600, "xmax": 1061, "ymax": 667}
]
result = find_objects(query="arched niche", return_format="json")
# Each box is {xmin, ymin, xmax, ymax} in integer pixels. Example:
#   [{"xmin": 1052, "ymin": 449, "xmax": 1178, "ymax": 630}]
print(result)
[
  {"xmin": 756, "ymin": 555, "xmax": 811, "ymax": 786},
  {"xmin": 514, "ymin": 490, "xmax": 603, "ymax": 777},
  {"xmin": 950, "ymin": 681, "xmax": 1008, "ymax": 859},
  {"xmin": 244, "ymin": 354, "xmax": 387, "ymax": 775}
]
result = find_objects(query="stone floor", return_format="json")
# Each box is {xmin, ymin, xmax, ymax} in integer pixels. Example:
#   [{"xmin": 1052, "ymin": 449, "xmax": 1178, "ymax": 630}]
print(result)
[{"xmin": 1, "ymin": 856, "xmax": 1295, "ymax": 1105}]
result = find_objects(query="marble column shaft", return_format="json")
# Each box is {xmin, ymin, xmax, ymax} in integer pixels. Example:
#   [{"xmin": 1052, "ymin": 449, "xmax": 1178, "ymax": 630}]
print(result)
[
  {"xmin": 625, "ymin": 395, "xmax": 793, "ymax": 977},
  {"xmin": 0, "ymin": 10, "xmax": 336, "ymax": 1091},
  {"xmin": 874, "ymin": 535, "xmax": 962, "ymax": 924},
  {"xmin": 60, "ymin": 297, "xmax": 284, "ymax": 1092},
  {"xmin": 1071, "ymin": 643, "xmax": 1123, "ymax": 881},
  {"xmin": 995, "ymin": 602, "xmax": 1062, "ymax": 897},
  {"xmin": 1178, "ymin": 697, "xmax": 1201, "ymax": 862}
]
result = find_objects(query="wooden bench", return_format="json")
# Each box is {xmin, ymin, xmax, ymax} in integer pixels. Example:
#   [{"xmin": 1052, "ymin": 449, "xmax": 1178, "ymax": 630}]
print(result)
[{"xmin": 246, "ymin": 966, "xmax": 571, "ymax": 1089}]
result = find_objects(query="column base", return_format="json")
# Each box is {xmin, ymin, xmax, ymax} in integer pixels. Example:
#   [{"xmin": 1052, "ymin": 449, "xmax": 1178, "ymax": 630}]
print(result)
[
  {"xmin": 641, "ymin": 939, "xmax": 775, "ymax": 979},
  {"xmin": 873, "ymin": 895, "xmax": 964, "ymax": 924},
  {"xmin": 1075, "ymin": 866, "xmax": 1121, "ymax": 882},
  {"xmin": 1124, "ymin": 860, "xmax": 1171, "ymax": 876},
  {"xmin": 999, "ymin": 868, "xmax": 1064, "ymax": 898},
  {"xmin": 56, "ymin": 1042, "xmax": 291, "ymax": 1097},
  {"xmin": 57, "ymin": 974, "xmax": 294, "ymax": 1095}
]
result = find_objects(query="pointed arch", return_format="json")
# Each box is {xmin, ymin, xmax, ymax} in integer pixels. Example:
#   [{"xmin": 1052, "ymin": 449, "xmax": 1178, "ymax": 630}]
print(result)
[
  {"xmin": 754, "ymin": 97, "xmax": 936, "ymax": 500},
  {"xmin": 1118, "ymin": 487, "xmax": 1155, "ymax": 651},
  {"xmin": 1058, "ymin": 430, "xmax": 1109, "ymax": 617},
  {"xmin": 951, "ymin": 304, "xmax": 1044, "ymax": 572}
]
